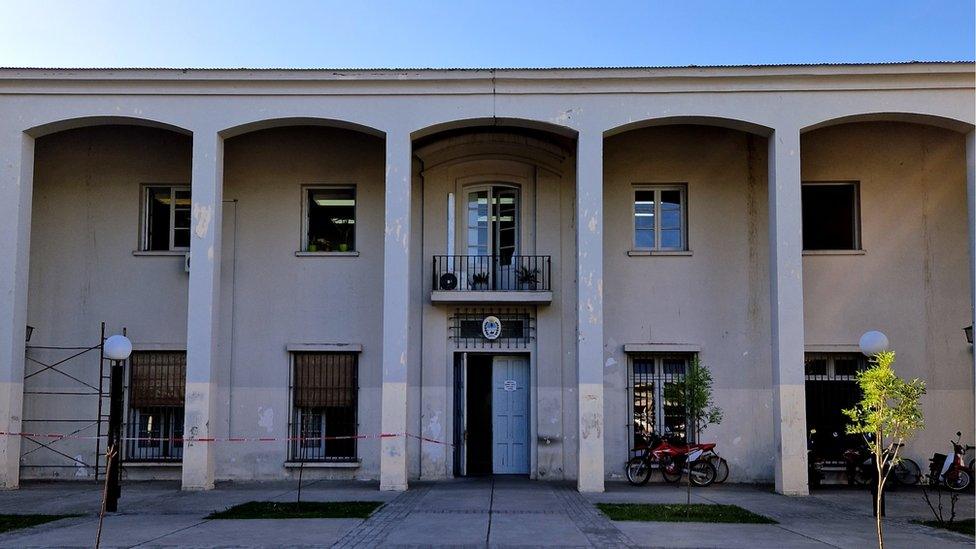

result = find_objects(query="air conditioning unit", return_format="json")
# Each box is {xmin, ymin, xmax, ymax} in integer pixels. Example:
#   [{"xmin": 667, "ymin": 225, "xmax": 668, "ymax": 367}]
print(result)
[{"xmin": 184, "ymin": 252, "xmax": 191, "ymax": 273}]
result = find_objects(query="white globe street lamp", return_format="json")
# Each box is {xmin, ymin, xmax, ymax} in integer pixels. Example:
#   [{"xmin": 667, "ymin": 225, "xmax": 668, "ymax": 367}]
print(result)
[
  {"xmin": 103, "ymin": 335, "xmax": 133, "ymax": 361},
  {"xmin": 859, "ymin": 331, "xmax": 889, "ymax": 357},
  {"xmin": 102, "ymin": 333, "xmax": 131, "ymax": 513}
]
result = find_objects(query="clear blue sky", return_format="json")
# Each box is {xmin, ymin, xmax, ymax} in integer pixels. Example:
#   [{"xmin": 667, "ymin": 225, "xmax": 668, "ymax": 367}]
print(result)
[{"xmin": 1, "ymin": 0, "xmax": 972, "ymax": 68}]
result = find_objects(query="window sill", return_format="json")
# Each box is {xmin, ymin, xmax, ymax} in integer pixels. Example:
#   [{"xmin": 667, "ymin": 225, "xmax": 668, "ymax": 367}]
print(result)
[
  {"xmin": 627, "ymin": 250, "xmax": 693, "ymax": 257},
  {"xmin": 295, "ymin": 251, "xmax": 360, "ymax": 257},
  {"xmin": 131, "ymin": 250, "xmax": 187, "ymax": 257},
  {"xmin": 284, "ymin": 460, "xmax": 360, "ymax": 469},
  {"xmin": 123, "ymin": 461, "xmax": 182, "ymax": 467},
  {"xmin": 802, "ymin": 249, "xmax": 866, "ymax": 256}
]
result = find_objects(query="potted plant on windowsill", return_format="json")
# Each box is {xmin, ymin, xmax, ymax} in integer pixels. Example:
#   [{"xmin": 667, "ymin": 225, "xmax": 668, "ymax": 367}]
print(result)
[
  {"xmin": 307, "ymin": 238, "xmax": 332, "ymax": 252},
  {"xmin": 471, "ymin": 272, "xmax": 490, "ymax": 291},
  {"xmin": 516, "ymin": 266, "xmax": 541, "ymax": 291}
]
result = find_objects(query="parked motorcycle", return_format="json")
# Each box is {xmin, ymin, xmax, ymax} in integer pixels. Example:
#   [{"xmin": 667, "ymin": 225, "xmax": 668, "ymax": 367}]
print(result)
[
  {"xmin": 625, "ymin": 432, "xmax": 719, "ymax": 487},
  {"xmin": 842, "ymin": 439, "xmax": 921, "ymax": 487},
  {"xmin": 927, "ymin": 431, "xmax": 974, "ymax": 492},
  {"xmin": 807, "ymin": 429, "xmax": 825, "ymax": 488}
]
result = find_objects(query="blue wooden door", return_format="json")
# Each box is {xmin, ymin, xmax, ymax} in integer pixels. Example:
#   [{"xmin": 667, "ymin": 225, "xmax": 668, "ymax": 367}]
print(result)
[{"xmin": 492, "ymin": 356, "xmax": 529, "ymax": 474}]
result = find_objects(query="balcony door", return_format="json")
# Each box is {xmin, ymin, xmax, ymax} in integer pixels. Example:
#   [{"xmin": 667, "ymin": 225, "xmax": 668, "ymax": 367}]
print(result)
[{"xmin": 466, "ymin": 185, "xmax": 519, "ymax": 289}]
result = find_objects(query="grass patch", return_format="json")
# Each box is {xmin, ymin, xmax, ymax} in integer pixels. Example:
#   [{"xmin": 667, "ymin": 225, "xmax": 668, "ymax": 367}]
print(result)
[
  {"xmin": 597, "ymin": 503, "xmax": 777, "ymax": 524},
  {"xmin": 0, "ymin": 514, "xmax": 76, "ymax": 533},
  {"xmin": 207, "ymin": 501, "xmax": 383, "ymax": 520},
  {"xmin": 915, "ymin": 518, "xmax": 975, "ymax": 537}
]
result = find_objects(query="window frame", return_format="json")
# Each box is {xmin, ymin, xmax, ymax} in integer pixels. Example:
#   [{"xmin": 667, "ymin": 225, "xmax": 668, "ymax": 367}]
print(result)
[
  {"xmin": 287, "ymin": 351, "xmax": 360, "ymax": 463},
  {"xmin": 124, "ymin": 349, "xmax": 187, "ymax": 462},
  {"xmin": 627, "ymin": 352, "xmax": 695, "ymax": 454},
  {"xmin": 301, "ymin": 184, "xmax": 358, "ymax": 253},
  {"xmin": 461, "ymin": 182, "xmax": 521, "ymax": 257},
  {"xmin": 140, "ymin": 184, "xmax": 191, "ymax": 252},
  {"xmin": 632, "ymin": 184, "xmax": 688, "ymax": 252},
  {"xmin": 801, "ymin": 181, "xmax": 862, "ymax": 252}
]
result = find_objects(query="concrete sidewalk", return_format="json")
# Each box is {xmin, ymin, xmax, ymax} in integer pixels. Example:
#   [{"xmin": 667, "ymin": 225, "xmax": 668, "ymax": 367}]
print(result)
[{"xmin": 0, "ymin": 478, "xmax": 971, "ymax": 548}]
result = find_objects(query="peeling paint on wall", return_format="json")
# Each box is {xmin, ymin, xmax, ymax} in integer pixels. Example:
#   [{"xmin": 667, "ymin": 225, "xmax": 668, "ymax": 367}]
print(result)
[
  {"xmin": 192, "ymin": 203, "xmax": 213, "ymax": 238},
  {"xmin": 257, "ymin": 407, "xmax": 274, "ymax": 433}
]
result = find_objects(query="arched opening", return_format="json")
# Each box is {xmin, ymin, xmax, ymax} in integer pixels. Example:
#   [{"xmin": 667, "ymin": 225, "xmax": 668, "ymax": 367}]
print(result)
[
  {"xmin": 27, "ymin": 115, "xmax": 192, "ymax": 139},
  {"xmin": 800, "ymin": 116, "xmax": 972, "ymax": 472},
  {"xmin": 411, "ymin": 120, "xmax": 575, "ymax": 481},
  {"xmin": 220, "ymin": 121, "xmax": 385, "ymax": 478},
  {"xmin": 25, "ymin": 120, "xmax": 192, "ymax": 480},
  {"xmin": 601, "ymin": 119, "xmax": 771, "ymax": 477}
]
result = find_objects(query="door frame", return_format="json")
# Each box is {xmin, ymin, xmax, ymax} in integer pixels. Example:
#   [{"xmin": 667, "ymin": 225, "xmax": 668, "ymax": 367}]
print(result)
[{"xmin": 452, "ymin": 350, "xmax": 535, "ymax": 478}]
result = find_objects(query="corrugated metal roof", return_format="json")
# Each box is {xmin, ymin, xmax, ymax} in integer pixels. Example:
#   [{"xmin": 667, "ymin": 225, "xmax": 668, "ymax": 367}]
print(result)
[{"xmin": 1, "ymin": 61, "xmax": 972, "ymax": 71}]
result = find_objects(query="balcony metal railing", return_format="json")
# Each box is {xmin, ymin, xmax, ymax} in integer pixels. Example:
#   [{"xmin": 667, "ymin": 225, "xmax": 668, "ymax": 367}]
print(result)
[{"xmin": 432, "ymin": 255, "xmax": 552, "ymax": 292}]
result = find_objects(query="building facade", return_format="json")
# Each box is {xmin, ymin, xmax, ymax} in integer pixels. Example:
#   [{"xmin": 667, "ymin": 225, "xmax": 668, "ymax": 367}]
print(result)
[{"xmin": 0, "ymin": 64, "xmax": 973, "ymax": 495}]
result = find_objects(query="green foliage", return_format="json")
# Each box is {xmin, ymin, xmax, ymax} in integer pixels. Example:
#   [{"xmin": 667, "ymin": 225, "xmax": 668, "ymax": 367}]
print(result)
[
  {"xmin": 843, "ymin": 351, "xmax": 925, "ymax": 445},
  {"xmin": 843, "ymin": 350, "xmax": 926, "ymax": 549},
  {"xmin": 664, "ymin": 356, "xmax": 724, "ymax": 438},
  {"xmin": 207, "ymin": 501, "xmax": 383, "ymax": 520},
  {"xmin": 0, "ymin": 514, "xmax": 77, "ymax": 533},
  {"xmin": 597, "ymin": 503, "xmax": 776, "ymax": 524},
  {"xmin": 916, "ymin": 518, "xmax": 975, "ymax": 537}
]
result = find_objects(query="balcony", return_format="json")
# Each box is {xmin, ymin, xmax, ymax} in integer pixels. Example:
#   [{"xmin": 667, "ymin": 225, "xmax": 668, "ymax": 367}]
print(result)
[{"xmin": 431, "ymin": 255, "xmax": 552, "ymax": 304}]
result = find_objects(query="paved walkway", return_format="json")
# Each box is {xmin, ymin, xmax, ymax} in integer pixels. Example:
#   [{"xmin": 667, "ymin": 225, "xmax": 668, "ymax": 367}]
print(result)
[{"xmin": 0, "ymin": 478, "xmax": 971, "ymax": 547}]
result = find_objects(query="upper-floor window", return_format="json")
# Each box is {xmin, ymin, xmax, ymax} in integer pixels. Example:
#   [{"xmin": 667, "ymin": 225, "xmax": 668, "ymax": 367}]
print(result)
[
  {"xmin": 303, "ymin": 186, "xmax": 356, "ymax": 252},
  {"xmin": 466, "ymin": 185, "xmax": 519, "ymax": 262},
  {"xmin": 125, "ymin": 350, "xmax": 186, "ymax": 462},
  {"xmin": 142, "ymin": 185, "xmax": 190, "ymax": 251},
  {"xmin": 802, "ymin": 182, "xmax": 860, "ymax": 251},
  {"xmin": 633, "ymin": 185, "xmax": 687, "ymax": 251}
]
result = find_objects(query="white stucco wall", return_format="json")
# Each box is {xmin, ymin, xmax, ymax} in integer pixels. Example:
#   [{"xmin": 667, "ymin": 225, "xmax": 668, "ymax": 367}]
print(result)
[
  {"xmin": 24, "ymin": 125, "xmax": 191, "ymax": 478},
  {"xmin": 1, "ymin": 64, "xmax": 972, "ymax": 489},
  {"xmin": 603, "ymin": 126, "xmax": 773, "ymax": 481},
  {"xmin": 802, "ymin": 122, "xmax": 974, "ymax": 466}
]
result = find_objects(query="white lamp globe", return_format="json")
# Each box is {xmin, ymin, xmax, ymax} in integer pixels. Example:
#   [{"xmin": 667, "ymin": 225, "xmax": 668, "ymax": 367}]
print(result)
[
  {"xmin": 104, "ymin": 335, "xmax": 133, "ymax": 361},
  {"xmin": 859, "ymin": 331, "xmax": 889, "ymax": 357}
]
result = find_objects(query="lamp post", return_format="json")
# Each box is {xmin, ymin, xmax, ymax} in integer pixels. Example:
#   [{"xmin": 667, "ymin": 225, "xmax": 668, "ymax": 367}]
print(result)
[
  {"xmin": 859, "ymin": 330, "xmax": 889, "ymax": 357},
  {"xmin": 103, "ymin": 334, "xmax": 131, "ymax": 512}
]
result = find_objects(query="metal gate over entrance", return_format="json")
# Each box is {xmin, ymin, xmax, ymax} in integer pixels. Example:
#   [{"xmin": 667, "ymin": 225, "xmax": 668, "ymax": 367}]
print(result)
[
  {"xmin": 804, "ymin": 352, "xmax": 866, "ymax": 465},
  {"xmin": 21, "ymin": 323, "xmax": 117, "ymax": 480},
  {"xmin": 453, "ymin": 352, "xmax": 529, "ymax": 477}
]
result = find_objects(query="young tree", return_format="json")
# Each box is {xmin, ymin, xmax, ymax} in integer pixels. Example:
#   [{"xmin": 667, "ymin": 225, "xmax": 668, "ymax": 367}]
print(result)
[
  {"xmin": 843, "ymin": 351, "xmax": 925, "ymax": 549},
  {"xmin": 666, "ymin": 357, "xmax": 723, "ymax": 506}
]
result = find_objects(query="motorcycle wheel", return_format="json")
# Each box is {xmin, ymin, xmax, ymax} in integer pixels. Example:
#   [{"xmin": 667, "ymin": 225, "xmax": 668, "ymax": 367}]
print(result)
[
  {"xmin": 893, "ymin": 459, "xmax": 921, "ymax": 486},
  {"xmin": 710, "ymin": 456, "xmax": 730, "ymax": 484},
  {"xmin": 689, "ymin": 460, "xmax": 717, "ymax": 487},
  {"xmin": 853, "ymin": 466, "xmax": 873, "ymax": 486},
  {"xmin": 626, "ymin": 457, "xmax": 652, "ymax": 486},
  {"xmin": 661, "ymin": 457, "xmax": 683, "ymax": 483},
  {"xmin": 945, "ymin": 469, "xmax": 972, "ymax": 492}
]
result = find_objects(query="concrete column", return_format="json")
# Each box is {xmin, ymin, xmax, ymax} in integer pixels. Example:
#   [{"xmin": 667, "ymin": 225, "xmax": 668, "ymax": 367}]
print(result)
[
  {"xmin": 380, "ymin": 130, "xmax": 411, "ymax": 491},
  {"xmin": 575, "ymin": 129, "xmax": 605, "ymax": 493},
  {"xmin": 767, "ymin": 126, "xmax": 809, "ymax": 496},
  {"xmin": 967, "ymin": 131, "xmax": 975, "ymax": 381},
  {"xmin": 182, "ymin": 130, "xmax": 223, "ymax": 490},
  {"xmin": 0, "ymin": 131, "xmax": 33, "ymax": 489}
]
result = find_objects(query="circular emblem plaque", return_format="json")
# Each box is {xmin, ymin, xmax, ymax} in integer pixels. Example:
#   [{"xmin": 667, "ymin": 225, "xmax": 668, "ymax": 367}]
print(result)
[{"xmin": 482, "ymin": 316, "xmax": 502, "ymax": 340}]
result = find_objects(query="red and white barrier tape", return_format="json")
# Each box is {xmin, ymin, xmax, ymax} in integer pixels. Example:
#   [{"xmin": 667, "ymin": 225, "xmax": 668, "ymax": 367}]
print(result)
[{"xmin": 0, "ymin": 430, "xmax": 453, "ymax": 446}]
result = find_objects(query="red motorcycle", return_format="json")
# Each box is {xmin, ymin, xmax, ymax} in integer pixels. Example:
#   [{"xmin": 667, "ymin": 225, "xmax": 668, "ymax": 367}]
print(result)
[
  {"xmin": 626, "ymin": 433, "xmax": 718, "ymax": 487},
  {"xmin": 928, "ymin": 431, "xmax": 973, "ymax": 491}
]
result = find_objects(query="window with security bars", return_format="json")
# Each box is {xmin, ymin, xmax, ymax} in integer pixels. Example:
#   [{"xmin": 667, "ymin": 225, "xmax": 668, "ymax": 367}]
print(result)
[
  {"xmin": 629, "ymin": 354, "xmax": 692, "ymax": 453},
  {"xmin": 805, "ymin": 352, "xmax": 866, "ymax": 463},
  {"xmin": 449, "ymin": 308, "xmax": 534, "ymax": 349},
  {"xmin": 289, "ymin": 352, "xmax": 358, "ymax": 462},
  {"xmin": 125, "ymin": 351, "xmax": 186, "ymax": 462}
]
